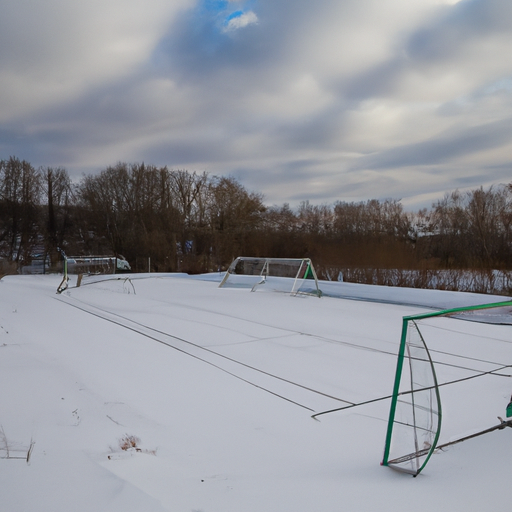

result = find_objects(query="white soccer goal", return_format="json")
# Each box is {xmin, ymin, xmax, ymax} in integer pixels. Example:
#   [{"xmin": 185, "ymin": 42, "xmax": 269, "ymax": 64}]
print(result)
[
  {"xmin": 57, "ymin": 254, "xmax": 131, "ymax": 293},
  {"xmin": 219, "ymin": 257, "xmax": 322, "ymax": 297}
]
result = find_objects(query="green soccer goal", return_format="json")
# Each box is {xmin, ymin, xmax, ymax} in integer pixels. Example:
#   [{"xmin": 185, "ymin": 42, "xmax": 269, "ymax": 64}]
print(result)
[{"xmin": 382, "ymin": 300, "xmax": 512, "ymax": 476}]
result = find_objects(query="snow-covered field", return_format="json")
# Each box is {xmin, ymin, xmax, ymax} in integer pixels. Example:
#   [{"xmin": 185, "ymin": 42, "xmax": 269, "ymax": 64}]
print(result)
[{"xmin": 0, "ymin": 273, "xmax": 511, "ymax": 512}]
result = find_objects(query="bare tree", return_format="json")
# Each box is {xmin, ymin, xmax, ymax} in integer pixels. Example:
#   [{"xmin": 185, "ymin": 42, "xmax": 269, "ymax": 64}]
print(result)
[
  {"xmin": 430, "ymin": 186, "xmax": 512, "ymax": 268},
  {"xmin": 206, "ymin": 176, "xmax": 266, "ymax": 269},
  {"xmin": 41, "ymin": 167, "xmax": 74, "ymax": 267},
  {"xmin": 0, "ymin": 157, "xmax": 41, "ymax": 265},
  {"xmin": 169, "ymin": 170, "xmax": 208, "ymax": 266}
]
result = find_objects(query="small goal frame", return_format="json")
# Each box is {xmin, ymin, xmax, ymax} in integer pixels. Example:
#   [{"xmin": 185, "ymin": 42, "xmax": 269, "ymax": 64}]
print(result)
[
  {"xmin": 57, "ymin": 254, "xmax": 130, "ymax": 293},
  {"xmin": 219, "ymin": 257, "xmax": 322, "ymax": 297}
]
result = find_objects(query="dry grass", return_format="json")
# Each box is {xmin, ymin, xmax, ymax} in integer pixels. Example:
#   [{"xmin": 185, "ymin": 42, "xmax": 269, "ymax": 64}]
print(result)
[
  {"xmin": 119, "ymin": 434, "xmax": 141, "ymax": 451},
  {"xmin": 114, "ymin": 435, "xmax": 156, "ymax": 457}
]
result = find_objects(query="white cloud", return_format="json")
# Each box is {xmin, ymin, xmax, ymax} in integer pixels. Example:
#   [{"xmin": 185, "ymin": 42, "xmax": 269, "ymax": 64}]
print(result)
[{"xmin": 223, "ymin": 10, "xmax": 258, "ymax": 32}]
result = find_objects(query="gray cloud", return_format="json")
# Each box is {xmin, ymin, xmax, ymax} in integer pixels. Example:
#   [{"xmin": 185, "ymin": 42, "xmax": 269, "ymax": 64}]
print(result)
[
  {"xmin": 1, "ymin": 0, "xmax": 512, "ymax": 209},
  {"xmin": 407, "ymin": 0, "xmax": 512, "ymax": 62},
  {"xmin": 354, "ymin": 119, "xmax": 512, "ymax": 170}
]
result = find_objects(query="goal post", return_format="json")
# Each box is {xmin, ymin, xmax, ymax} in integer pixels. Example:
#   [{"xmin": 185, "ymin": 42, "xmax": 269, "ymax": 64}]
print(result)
[
  {"xmin": 382, "ymin": 300, "xmax": 512, "ymax": 476},
  {"xmin": 219, "ymin": 257, "xmax": 322, "ymax": 297}
]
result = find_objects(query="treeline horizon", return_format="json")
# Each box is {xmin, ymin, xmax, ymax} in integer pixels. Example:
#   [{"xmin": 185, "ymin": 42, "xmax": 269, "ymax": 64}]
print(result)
[{"xmin": 1, "ymin": 156, "xmax": 512, "ymax": 294}]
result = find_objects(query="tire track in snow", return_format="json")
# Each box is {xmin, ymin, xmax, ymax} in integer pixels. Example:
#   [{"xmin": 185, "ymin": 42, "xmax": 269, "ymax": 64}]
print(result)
[{"xmin": 55, "ymin": 295, "xmax": 357, "ymax": 412}]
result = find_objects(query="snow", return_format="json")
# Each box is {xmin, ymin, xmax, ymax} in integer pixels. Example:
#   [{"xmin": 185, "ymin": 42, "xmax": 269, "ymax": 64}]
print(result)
[{"xmin": 0, "ymin": 273, "xmax": 511, "ymax": 511}]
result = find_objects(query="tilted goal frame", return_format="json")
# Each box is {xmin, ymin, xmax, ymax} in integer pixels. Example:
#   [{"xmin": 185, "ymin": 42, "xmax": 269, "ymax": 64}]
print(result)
[
  {"xmin": 219, "ymin": 257, "xmax": 322, "ymax": 297},
  {"xmin": 382, "ymin": 299, "xmax": 512, "ymax": 476},
  {"xmin": 57, "ymin": 254, "xmax": 131, "ymax": 293}
]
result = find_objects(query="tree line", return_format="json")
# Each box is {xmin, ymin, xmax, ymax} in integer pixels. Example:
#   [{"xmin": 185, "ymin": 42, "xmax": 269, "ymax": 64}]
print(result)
[{"xmin": 1, "ymin": 156, "xmax": 512, "ymax": 293}]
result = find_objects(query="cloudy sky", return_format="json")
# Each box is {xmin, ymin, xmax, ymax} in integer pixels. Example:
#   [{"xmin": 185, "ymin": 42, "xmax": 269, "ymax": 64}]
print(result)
[{"xmin": 1, "ymin": 0, "xmax": 512, "ymax": 209}]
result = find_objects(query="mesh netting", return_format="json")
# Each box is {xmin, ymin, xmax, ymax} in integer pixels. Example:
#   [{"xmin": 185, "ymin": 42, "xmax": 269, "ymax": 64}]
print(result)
[
  {"xmin": 384, "ymin": 320, "xmax": 441, "ymax": 475},
  {"xmin": 219, "ymin": 257, "xmax": 321, "ymax": 296},
  {"xmin": 383, "ymin": 300, "xmax": 512, "ymax": 476}
]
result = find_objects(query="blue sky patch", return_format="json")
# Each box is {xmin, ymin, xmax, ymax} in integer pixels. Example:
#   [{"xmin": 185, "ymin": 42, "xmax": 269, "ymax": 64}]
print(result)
[
  {"xmin": 226, "ymin": 10, "xmax": 244, "ymax": 22},
  {"xmin": 202, "ymin": 0, "xmax": 229, "ymax": 13},
  {"xmin": 194, "ymin": 0, "xmax": 258, "ymax": 33}
]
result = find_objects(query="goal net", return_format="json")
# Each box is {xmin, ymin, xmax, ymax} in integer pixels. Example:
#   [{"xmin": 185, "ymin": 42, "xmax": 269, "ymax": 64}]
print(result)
[
  {"xmin": 219, "ymin": 257, "xmax": 322, "ymax": 297},
  {"xmin": 382, "ymin": 300, "xmax": 512, "ymax": 476},
  {"xmin": 57, "ymin": 254, "xmax": 131, "ymax": 293}
]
